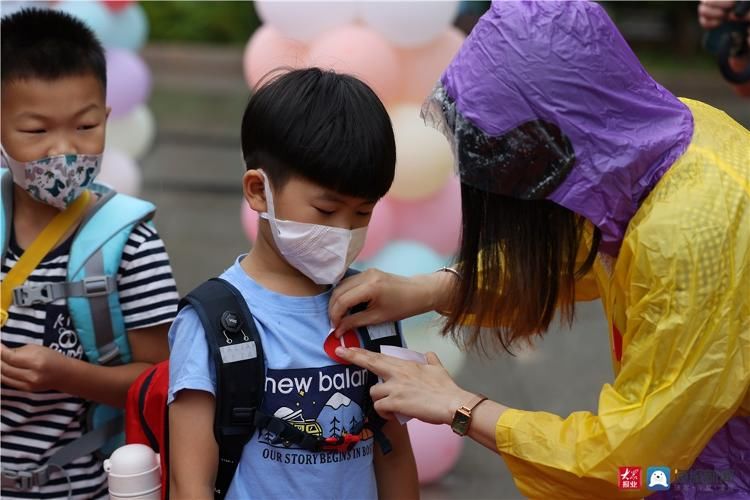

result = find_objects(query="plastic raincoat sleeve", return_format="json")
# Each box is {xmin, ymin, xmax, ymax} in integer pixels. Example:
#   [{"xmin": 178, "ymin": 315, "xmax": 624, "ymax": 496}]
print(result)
[{"xmin": 493, "ymin": 133, "xmax": 750, "ymax": 497}]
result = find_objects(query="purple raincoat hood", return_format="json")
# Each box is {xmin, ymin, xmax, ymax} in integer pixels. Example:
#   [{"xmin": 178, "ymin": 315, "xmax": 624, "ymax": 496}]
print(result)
[{"xmin": 432, "ymin": 0, "xmax": 694, "ymax": 256}]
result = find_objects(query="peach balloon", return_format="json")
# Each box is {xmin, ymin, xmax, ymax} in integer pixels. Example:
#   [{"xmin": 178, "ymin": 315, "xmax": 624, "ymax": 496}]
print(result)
[
  {"xmin": 391, "ymin": 175, "xmax": 462, "ymax": 256},
  {"xmin": 398, "ymin": 27, "xmax": 465, "ymax": 103},
  {"xmin": 243, "ymin": 25, "xmax": 308, "ymax": 89},
  {"xmin": 307, "ymin": 24, "xmax": 401, "ymax": 104},
  {"xmin": 357, "ymin": 198, "xmax": 396, "ymax": 261}
]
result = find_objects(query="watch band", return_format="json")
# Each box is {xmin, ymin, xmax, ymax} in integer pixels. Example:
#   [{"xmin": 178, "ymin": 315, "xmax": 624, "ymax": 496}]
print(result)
[{"xmin": 461, "ymin": 393, "xmax": 488, "ymax": 414}]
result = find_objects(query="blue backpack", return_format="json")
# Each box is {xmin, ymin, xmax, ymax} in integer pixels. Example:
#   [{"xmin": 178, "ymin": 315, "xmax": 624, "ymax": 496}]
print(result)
[{"xmin": 0, "ymin": 168, "xmax": 156, "ymax": 491}]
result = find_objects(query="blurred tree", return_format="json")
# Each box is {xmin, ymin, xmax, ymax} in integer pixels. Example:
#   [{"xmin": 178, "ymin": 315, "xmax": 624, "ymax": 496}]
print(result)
[{"xmin": 142, "ymin": 1, "xmax": 259, "ymax": 45}]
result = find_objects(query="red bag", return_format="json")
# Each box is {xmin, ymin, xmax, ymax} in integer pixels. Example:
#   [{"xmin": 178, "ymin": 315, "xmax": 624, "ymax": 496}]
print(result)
[{"xmin": 125, "ymin": 361, "xmax": 170, "ymax": 500}]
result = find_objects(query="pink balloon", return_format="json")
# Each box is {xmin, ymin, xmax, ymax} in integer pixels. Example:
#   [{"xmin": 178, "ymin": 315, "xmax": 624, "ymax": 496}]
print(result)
[
  {"xmin": 240, "ymin": 200, "xmax": 259, "ymax": 242},
  {"xmin": 407, "ymin": 420, "xmax": 463, "ymax": 485},
  {"xmin": 106, "ymin": 49, "xmax": 151, "ymax": 119},
  {"xmin": 357, "ymin": 199, "xmax": 395, "ymax": 261},
  {"xmin": 307, "ymin": 24, "xmax": 401, "ymax": 104},
  {"xmin": 397, "ymin": 27, "xmax": 465, "ymax": 103},
  {"xmin": 391, "ymin": 175, "xmax": 462, "ymax": 255},
  {"xmin": 243, "ymin": 25, "xmax": 309, "ymax": 89}
]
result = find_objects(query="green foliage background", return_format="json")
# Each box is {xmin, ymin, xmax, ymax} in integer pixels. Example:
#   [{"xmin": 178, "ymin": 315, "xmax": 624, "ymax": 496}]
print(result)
[{"xmin": 142, "ymin": 1, "xmax": 259, "ymax": 45}]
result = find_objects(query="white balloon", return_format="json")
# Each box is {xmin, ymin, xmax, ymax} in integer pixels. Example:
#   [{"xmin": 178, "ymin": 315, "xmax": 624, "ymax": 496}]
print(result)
[
  {"xmin": 105, "ymin": 105, "xmax": 156, "ymax": 160},
  {"xmin": 255, "ymin": 1, "xmax": 358, "ymax": 42},
  {"xmin": 98, "ymin": 149, "xmax": 142, "ymax": 197},
  {"xmin": 360, "ymin": 1, "xmax": 459, "ymax": 47},
  {"xmin": 402, "ymin": 313, "xmax": 467, "ymax": 376},
  {"xmin": 389, "ymin": 104, "xmax": 453, "ymax": 201}
]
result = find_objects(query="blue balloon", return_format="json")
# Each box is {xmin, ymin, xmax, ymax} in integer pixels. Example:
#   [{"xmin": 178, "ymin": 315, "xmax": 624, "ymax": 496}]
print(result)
[
  {"xmin": 56, "ymin": 1, "xmax": 113, "ymax": 41},
  {"xmin": 365, "ymin": 241, "xmax": 451, "ymax": 278},
  {"xmin": 1, "ymin": 1, "xmax": 36, "ymax": 18},
  {"xmin": 100, "ymin": 4, "xmax": 148, "ymax": 50}
]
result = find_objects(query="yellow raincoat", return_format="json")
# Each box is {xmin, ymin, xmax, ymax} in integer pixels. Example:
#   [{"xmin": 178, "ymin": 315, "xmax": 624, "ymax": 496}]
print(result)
[{"xmin": 494, "ymin": 101, "xmax": 750, "ymax": 498}]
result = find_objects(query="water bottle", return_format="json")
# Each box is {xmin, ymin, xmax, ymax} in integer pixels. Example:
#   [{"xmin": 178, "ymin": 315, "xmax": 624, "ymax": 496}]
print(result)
[{"xmin": 103, "ymin": 444, "xmax": 161, "ymax": 500}]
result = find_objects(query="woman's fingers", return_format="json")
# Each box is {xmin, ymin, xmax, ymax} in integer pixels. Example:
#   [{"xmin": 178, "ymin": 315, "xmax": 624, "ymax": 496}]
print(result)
[
  {"xmin": 335, "ymin": 311, "xmax": 376, "ymax": 337},
  {"xmin": 329, "ymin": 273, "xmax": 379, "ymax": 332},
  {"xmin": 425, "ymin": 351, "xmax": 444, "ymax": 367},
  {"xmin": 335, "ymin": 347, "xmax": 391, "ymax": 377},
  {"xmin": 330, "ymin": 286, "xmax": 382, "ymax": 336},
  {"xmin": 369, "ymin": 380, "xmax": 389, "ymax": 401},
  {"xmin": 372, "ymin": 399, "xmax": 395, "ymax": 421}
]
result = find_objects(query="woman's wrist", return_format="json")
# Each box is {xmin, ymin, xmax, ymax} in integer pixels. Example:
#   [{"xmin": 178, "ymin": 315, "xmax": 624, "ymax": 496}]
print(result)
[
  {"xmin": 422, "ymin": 269, "xmax": 458, "ymax": 314},
  {"xmin": 443, "ymin": 388, "xmax": 479, "ymax": 426}
]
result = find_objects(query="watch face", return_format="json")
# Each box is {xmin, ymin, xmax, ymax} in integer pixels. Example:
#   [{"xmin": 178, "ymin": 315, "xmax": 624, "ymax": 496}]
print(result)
[{"xmin": 452, "ymin": 411, "xmax": 471, "ymax": 435}]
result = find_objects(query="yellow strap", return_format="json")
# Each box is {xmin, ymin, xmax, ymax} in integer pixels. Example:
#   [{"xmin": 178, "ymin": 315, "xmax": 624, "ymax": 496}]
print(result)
[{"xmin": 1, "ymin": 190, "xmax": 92, "ymax": 326}]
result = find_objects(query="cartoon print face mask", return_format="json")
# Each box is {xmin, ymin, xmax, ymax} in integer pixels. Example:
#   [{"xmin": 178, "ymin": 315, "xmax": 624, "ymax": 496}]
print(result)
[{"xmin": 2, "ymin": 149, "xmax": 101, "ymax": 209}]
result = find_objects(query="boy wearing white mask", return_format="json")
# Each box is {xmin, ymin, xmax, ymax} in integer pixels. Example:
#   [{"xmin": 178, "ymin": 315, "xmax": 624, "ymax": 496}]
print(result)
[
  {"xmin": 1, "ymin": 9, "xmax": 178, "ymax": 499},
  {"xmin": 168, "ymin": 68, "xmax": 419, "ymax": 499}
]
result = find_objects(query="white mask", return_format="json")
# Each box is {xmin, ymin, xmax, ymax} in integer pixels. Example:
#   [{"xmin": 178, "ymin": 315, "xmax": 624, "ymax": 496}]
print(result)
[{"xmin": 258, "ymin": 170, "xmax": 367, "ymax": 285}]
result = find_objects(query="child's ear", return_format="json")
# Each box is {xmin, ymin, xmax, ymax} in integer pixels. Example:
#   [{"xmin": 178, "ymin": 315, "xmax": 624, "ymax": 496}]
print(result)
[{"xmin": 243, "ymin": 169, "xmax": 267, "ymax": 213}]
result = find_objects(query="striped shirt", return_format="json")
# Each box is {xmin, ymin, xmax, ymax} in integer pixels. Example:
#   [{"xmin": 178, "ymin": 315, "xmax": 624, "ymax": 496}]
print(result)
[{"xmin": 1, "ymin": 221, "xmax": 179, "ymax": 499}]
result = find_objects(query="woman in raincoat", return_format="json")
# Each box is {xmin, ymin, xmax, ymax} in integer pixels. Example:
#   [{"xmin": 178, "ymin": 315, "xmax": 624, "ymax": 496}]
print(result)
[{"xmin": 329, "ymin": 1, "xmax": 750, "ymax": 498}]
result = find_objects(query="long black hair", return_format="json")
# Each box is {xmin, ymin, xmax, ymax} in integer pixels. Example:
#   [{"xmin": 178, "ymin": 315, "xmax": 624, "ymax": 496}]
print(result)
[{"xmin": 443, "ymin": 182, "xmax": 601, "ymax": 353}]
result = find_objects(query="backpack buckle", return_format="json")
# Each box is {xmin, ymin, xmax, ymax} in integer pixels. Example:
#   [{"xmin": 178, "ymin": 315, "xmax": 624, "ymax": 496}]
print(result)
[
  {"xmin": 12, "ymin": 283, "xmax": 55, "ymax": 306},
  {"xmin": 231, "ymin": 407, "xmax": 255, "ymax": 425},
  {"xmin": 82, "ymin": 276, "xmax": 115, "ymax": 297},
  {"xmin": 1, "ymin": 467, "xmax": 49, "ymax": 490}
]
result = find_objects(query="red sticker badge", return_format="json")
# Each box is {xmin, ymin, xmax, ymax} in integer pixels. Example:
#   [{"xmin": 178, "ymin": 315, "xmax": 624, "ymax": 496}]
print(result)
[{"xmin": 324, "ymin": 329, "xmax": 361, "ymax": 364}]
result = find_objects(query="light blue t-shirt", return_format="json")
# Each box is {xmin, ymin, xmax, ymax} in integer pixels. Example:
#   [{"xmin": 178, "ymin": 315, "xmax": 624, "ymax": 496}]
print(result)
[{"xmin": 168, "ymin": 257, "xmax": 391, "ymax": 500}]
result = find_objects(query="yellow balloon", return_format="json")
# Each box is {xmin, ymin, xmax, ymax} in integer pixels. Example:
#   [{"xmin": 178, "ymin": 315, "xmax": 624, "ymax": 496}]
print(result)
[{"xmin": 389, "ymin": 105, "xmax": 454, "ymax": 201}]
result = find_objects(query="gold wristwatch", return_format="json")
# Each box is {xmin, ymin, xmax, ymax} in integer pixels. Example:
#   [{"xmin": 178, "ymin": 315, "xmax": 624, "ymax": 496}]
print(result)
[{"xmin": 450, "ymin": 394, "xmax": 488, "ymax": 436}]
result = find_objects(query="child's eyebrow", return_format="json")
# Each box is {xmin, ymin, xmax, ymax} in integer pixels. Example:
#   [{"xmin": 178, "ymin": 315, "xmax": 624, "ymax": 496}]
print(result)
[
  {"xmin": 316, "ymin": 193, "xmax": 378, "ymax": 205},
  {"xmin": 72, "ymin": 104, "xmax": 100, "ymax": 117},
  {"xmin": 17, "ymin": 104, "xmax": 100, "ymax": 121},
  {"xmin": 316, "ymin": 193, "xmax": 346, "ymax": 202},
  {"xmin": 16, "ymin": 111, "xmax": 48, "ymax": 120}
]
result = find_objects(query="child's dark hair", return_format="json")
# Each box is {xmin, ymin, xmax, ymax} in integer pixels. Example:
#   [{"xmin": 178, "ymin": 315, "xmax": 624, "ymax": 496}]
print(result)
[
  {"xmin": 241, "ymin": 68, "xmax": 396, "ymax": 200},
  {"xmin": 1, "ymin": 8, "xmax": 106, "ymax": 89}
]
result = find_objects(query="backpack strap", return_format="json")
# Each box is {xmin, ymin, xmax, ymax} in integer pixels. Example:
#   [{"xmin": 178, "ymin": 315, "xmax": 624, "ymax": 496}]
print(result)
[
  {"xmin": 180, "ymin": 278, "xmax": 265, "ymax": 500},
  {"xmin": 340, "ymin": 268, "xmax": 405, "ymax": 454},
  {"xmin": 67, "ymin": 184, "xmax": 155, "ymax": 367},
  {"xmin": 1, "ymin": 169, "xmax": 12, "ymax": 263},
  {"xmin": 358, "ymin": 313, "xmax": 404, "ymax": 456}
]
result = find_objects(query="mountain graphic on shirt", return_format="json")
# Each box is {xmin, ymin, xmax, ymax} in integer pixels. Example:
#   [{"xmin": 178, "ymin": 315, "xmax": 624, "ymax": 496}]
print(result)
[{"xmin": 317, "ymin": 392, "xmax": 364, "ymax": 437}]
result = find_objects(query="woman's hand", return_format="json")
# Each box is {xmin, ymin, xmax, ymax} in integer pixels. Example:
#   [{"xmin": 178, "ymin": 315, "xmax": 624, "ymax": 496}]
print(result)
[
  {"xmin": 329, "ymin": 269, "xmax": 456, "ymax": 336},
  {"xmin": 335, "ymin": 346, "xmax": 474, "ymax": 425}
]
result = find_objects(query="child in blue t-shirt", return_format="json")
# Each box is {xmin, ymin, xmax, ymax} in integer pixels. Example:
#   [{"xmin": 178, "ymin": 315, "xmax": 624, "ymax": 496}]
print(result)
[{"xmin": 168, "ymin": 68, "xmax": 419, "ymax": 499}]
